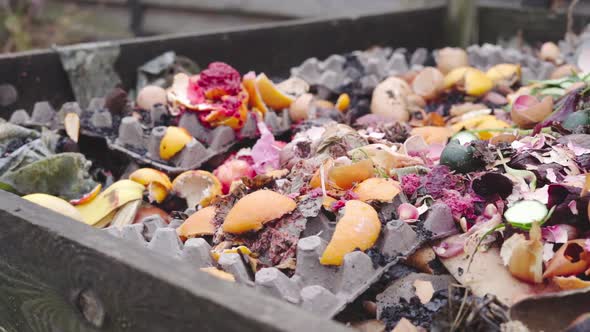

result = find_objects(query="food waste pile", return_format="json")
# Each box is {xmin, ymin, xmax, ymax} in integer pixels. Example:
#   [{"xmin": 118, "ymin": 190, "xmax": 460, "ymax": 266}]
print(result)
[{"xmin": 3, "ymin": 26, "xmax": 590, "ymax": 331}]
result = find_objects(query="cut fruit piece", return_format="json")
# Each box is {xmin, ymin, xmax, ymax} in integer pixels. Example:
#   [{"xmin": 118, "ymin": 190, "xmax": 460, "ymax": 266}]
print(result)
[
  {"xmin": 160, "ymin": 126, "xmax": 192, "ymax": 160},
  {"xmin": 255, "ymin": 73, "xmax": 295, "ymax": 110},
  {"xmin": 129, "ymin": 168, "xmax": 173, "ymax": 190},
  {"xmin": 320, "ymin": 200, "xmax": 381, "ymax": 266},
  {"xmin": 222, "ymin": 189, "xmax": 296, "ymax": 234},
  {"xmin": 64, "ymin": 112, "xmax": 80, "ymax": 143},
  {"xmin": 23, "ymin": 193, "xmax": 84, "ymax": 222},
  {"xmin": 76, "ymin": 180, "xmax": 145, "ymax": 226},
  {"xmin": 69, "ymin": 184, "xmax": 102, "ymax": 205},
  {"xmin": 328, "ymin": 159, "xmax": 374, "ymax": 190},
  {"xmin": 353, "ymin": 178, "xmax": 400, "ymax": 202},
  {"xmin": 172, "ymin": 170, "xmax": 222, "ymax": 208},
  {"xmin": 243, "ymin": 71, "xmax": 269, "ymax": 115},
  {"xmin": 504, "ymin": 200, "xmax": 549, "ymax": 230},
  {"xmin": 177, "ymin": 206, "xmax": 216, "ymax": 238}
]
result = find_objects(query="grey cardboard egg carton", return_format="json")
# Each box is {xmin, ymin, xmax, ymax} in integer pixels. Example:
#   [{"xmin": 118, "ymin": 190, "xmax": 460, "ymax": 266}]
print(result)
[
  {"xmin": 290, "ymin": 48, "xmax": 427, "ymax": 92},
  {"xmin": 465, "ymin": 43, "xmax": 556, "ymax": 83},
  {"xmin": 7, "ymin": 96, "xmax": 291, "ymax": 173},
  {"xmin": 105, "ymin": 203, "xmax": 456, "ymax": 317},
  {"xmin": 107, "ymin": 109, "xmax": 291, "ymax": 173}
]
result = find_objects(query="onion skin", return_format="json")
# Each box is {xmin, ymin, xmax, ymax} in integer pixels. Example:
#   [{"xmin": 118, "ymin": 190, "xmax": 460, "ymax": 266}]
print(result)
[{"xmin": 511, "ymin": 95, "xmax": 553, "ymax": 129}]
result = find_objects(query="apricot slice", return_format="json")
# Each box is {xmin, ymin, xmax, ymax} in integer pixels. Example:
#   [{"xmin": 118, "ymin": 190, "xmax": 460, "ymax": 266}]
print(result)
[
  {"xmin": 160, "ymin": 126, "xmax": 192, "ymax": 160},
  {"xmin": 23, "ymin": 193, "xmax": 84, "ymax": 222},
  {"xmin": 320, "ymin": 200, "xmax": 381, "ymax": 265},
  {"xmin": 328, "ymin": 159, "xmax": 374, "ymax": 190},
  {"xmin": 243, "ymin": 72, "xmax": 269, "ymax": 115},
  {"xmin": 353, "ymin": 178, "xmax": 401, "ymax": 202},
  {"xmin": 177, "ymin": 206, "xmax": 216, "ymax": 238},
  {"xmin": 255, "ymin": 73, "xmax": 295, "ymax": 110},
  {"xmin": 172, "ymin": 170, "xmax": 222, "ymax": 208},
  {"xmin": 222, "ymin": 190, "xmax": 296, "ymax": 234}
]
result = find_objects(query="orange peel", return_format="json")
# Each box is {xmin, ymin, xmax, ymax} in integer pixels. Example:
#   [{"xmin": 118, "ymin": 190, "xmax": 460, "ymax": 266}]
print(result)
[
  {"xmin": 320, "ymin": 200, "xmax": 381, "ymax": 265},
  {"xmin": 353, "ymin": 178, "xmax": 401, "ymax": 202},
  {"xmin": 177, "ymin": 206, "xmax": 217, "ymax": 238},
  {"xmin": 222, "ymin": 190, "xmax": 296, "ymax": 234},
  {"xmin": 172, "ymin": 170, "xmax": 222, "ymax": 208},
  {"xmin": 328, "ymin": 159, "xmax": 374, "ymax": 190},
  {"xmin": 160, "ymin": 126, "xmax": 192, "ymax": 160},
  {"xmin": 256, "ymin": 73, "xmax": 295, "ymax": 110}
]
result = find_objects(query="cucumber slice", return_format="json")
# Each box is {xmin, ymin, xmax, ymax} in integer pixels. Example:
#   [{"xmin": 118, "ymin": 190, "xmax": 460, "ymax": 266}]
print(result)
[
  {"xmin": 451, "ymin": 131, "xmax": 478, "ymax": 145},
  {"xmin": 504, "ymin": 200, "xmax": 549, "ymax": 230}
]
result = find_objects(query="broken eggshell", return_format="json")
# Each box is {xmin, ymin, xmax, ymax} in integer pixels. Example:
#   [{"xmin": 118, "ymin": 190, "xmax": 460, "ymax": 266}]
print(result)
[
  {"xmin": 172, "ymin": 170, "xmax": 222, "ymax": 209},
  {"xmin": 370, "ymin": 77, "xmax": 412, "ymax": 122}
]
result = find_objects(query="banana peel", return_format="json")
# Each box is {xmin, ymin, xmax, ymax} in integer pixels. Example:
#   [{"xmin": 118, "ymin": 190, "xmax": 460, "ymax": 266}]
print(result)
[{"xmin": 76, "ymin": 180, "xmax": 145, "ymax": 227}]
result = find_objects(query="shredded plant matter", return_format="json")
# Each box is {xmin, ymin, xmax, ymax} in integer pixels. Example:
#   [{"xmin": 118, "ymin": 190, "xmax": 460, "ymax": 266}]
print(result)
[{"xmin": 6, "ymin": 24, "xmax": 590, "ymax": 331}]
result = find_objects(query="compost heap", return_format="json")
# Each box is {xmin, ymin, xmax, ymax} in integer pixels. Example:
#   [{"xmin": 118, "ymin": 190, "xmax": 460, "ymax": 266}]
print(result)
[{"xmin": 4, "ymin": 33, "xmax": 590, "ymax": 331}]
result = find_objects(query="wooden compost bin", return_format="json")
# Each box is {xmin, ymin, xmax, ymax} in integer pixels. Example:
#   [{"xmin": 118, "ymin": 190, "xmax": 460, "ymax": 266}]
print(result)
[{"xmin": 0, "ymin": 1, "xmax": 587, "ymax": 331}]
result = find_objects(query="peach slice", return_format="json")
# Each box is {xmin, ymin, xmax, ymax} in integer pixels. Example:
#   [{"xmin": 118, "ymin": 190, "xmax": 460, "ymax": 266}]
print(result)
[
  {"xmin": 129, "ymin": 168, "xmax": 173, "ymax": 190},
  {"xmin": 222, "ymin": 189, "xmax": 296, "ymax": 234},
  {"xmin": 255, "ymin": 73, "xmax": 295, "ymax": 110},
  {"xmin": 243, "ymin": 72, "xmax": 269, "ymax": 115},
  {"xmin": 320, "ymin": 200, "xmax": 381, "ymax": 265},
  {"xmin": 69, "ymin": 183, "xmax": 102, "ymax": 205},
  {"xmin": 172, "ymin": 170, "xmax": 222, "ymax": 208},
  {"xmin": 328, "ymin": 159, "xmax": 374, "ymax": 190},
  {"xmin": 177, "ymin": 206, "xmax": 216, "ymax": 238},
  {"xmin": 160, "ymin": 126, "xmax": 192, "ymax": 160},
  {"xmin": 23, "ymin": 193, "xmax": 84, "ymax": 222},
  {"xmin": 335, "ymin": 93, "xmax": 350, "ymax": 112},
  {"xmin": 353, "ymin": 178, "xmax": 401, "ymax": 202},
  {"xmin": 76, "ymin": 180, "xmax": 145, "ymax": 226}
]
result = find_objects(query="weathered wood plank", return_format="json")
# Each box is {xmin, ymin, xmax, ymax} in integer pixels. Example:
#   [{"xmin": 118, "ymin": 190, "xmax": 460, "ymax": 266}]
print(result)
[{"xmin": 0, "ymin": 191, "xmax": 352, "ymax": 332}]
